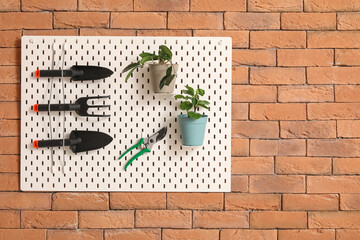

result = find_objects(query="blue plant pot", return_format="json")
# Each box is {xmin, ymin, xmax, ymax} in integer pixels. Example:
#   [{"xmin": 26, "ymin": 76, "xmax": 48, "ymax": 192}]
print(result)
[{"xmin": 178, "ymin": 114, "xmax": 208, "ymax": 146}]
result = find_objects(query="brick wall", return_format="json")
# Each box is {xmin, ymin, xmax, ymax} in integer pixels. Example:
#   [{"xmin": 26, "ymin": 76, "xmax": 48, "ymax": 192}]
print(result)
[{"xmin": 1, "ymin": 0, "xmax": 360, "ymax": 239}]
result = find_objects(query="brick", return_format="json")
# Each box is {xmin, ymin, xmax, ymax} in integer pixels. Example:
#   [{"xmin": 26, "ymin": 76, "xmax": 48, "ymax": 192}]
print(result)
[
  {"xmin": 232, "ymin": 85, "xmax": 277, "ymax": 102},
  {"xmin": 137, "ymin": 30, "xmax": 191, "ymax": 37},
  {"xmin": 281, "ymin": 13, "xmax": 336, "ymax": 30},
  {"xmin": 0, "ymin": 137, "xmax": 19, "ymax": 154},
  {"xmin": 250, "ymin": 103, "xmax": 306, "ymax": 120},
  {"xmin": 163, "ymin": 229, "xmax": 218, "ymax": 240},
  {"xmin": 233, "ymin": 49, "xmax": 276, "ymax": 66},
  {"xmin": 341, "ymin": 194, "xmax": 360, "ymax": 210},
  {"xmin": 48, "ymin": 230, "xmax": 103, "ymax": 240},
  {"xmin": 167, "ymin": 193, "xmax": 223, "ymax": 210},
  {"xmin": 194, "ymin": 30, "xmax": 249, "ymax": 48},
  {"xmin": 232, "ymin": 67, "xmax": 248, "ymax": 84},
  {"xmin": 336, "ymin": 86, "xmax": 360, "ymax": 102},
  {"xmin": 309, "ymin": 211, "xmax": 360, "ymax": 228},
  {"xmin": 168, "ymin": 12, "xmax": 223, "ymax": 30},
  {"xmin": 308, "ymin": 139, "xmax": 360, "ymax": 157},
  {"xmin": 251, "ymin": 31, "xmax": 305, "ymax": 49},
  {"xmin": 106, "ymin": 229, "xmax": 160, "ymax": 240},
  {"xmin": 278, "ymin": 86, "xmax": 333, "ymax": 103},
  {"xmin": 221, "ymin": 229, "xmax": 277, "ymax": 240},
  {"xmin": 52, "ymin": 193, "xmax": 108, "ymax": 210},
  {"xmin": 251, "ymin": 211, "xmax": 307, "ymax": 229},
  {"xmin": 0, "ymin": 84, "xmax": 20, "ymax": 101},
  {"xmin": 55, "ymin": 12, "xmax": 109, "ymax": 28},
  {"xmin": 135, "ymin": 0, "xmax": 187, "ymax": 11},
  {"xmin": 22, "ymin": 0, "xmax": 76, "ymax": 11},
  {"xmin": 278, "ymin": 49, "xmax": 333, "ymax": 67},
  {"xmin": 305, "ymin": 0, "xmax": 360, "ymax": 12},
  {"xmin": 0, "ymin": 155, "xmax": 19, "ymax": 173},
  {"xmin": 279, "ymin": 230, "xmax": 335, "ymax": 240},
  {"xmin": 231, "ymin": 139, "xmax": 249, "ymax": 156},
  {"xmin": 23, "ymin": 29, "xmax": 78, "ymax": 36},
  {"xmin": 0, "ymin": 173, "xmax": 19, "ymax": 191},
  {"xmin": 136, "ymin": 210, "xmax": 191, "ymax": 228},
  {"xmin": 308, "ymin": 67, "xmax": 360, "ymax": 84},
  {"xmin": 80, "ymin": 0, "xmax": 132, "ymax": 11},
  {"xmin": 232, "ymin": 121, "xmax": 279, "ymax": 139},
  {"xmin": 0, "ymin": 229, "xmax": 45, "ymax": 240},
  {"xmin": 308, "ymin": 103, "xmax": 360, "ymax": 120},
  {"xmin": 0, "ymin": 31, "xmax": 21, "ymax": 47},
  {"xmin": 251, "ymin": 139, "xmax": 306, "ymax": 156},
  {"xmin": 280, "ymin": 121, "xmax": 336, "ymax": 138},
  {"xmin": 0, "ymin": 120, "xmax": 19, "ymax": 136},
  {"xmin": 337, "ymin": 229, "xmax": 360, "ymax": 240},
  {"xmin": 333, "ymin": 158, "xmax": 360, "ymax": 174},
  {"xmin": 276, "ymin": 157, "xmax": 331, "ymax": 174},
  {"xmin": 0, "ymin": 192, "xmax": 50, "ymax": 210},
  {"xmin": 0, "ymin": 0, "xmax": 19, "ymax": 11},
  {"xmin": 338, "ymin": 13, "xmax": 360, "ymax": 30},
  {"xmin": 225, "ymin": 13, "xmax": 280, "ymax": 30},
  {"xmin": 231, "ymin": 175, "xmax": 248, "ymax": 192},
  {"xmin": 250, "ymin": 67, "xmax": 305, "ymax": 85},
  {"xmin": 338, "ymin": 119, "xmax": 360, "ymax": 137},
  {"xmin": 250, "ymin": 175, "xmax": 305, "ymax": 193},
  {"xmin": 0, "ymin": 12, "xmax": 52, "ymax": 30},
  {"xmin": 225, "ymin": 193, "xmax": 281, "ymax": 210},
  {"xmin": 232, "ymin": 103, "xmax": 248, "ymax": 120},
  {"xmin": 0, "ymin": 210, "xmax": 19, "ymax": 228},
  {"xmin": 80, "ymin": 29, "xmax": 135, "ymax": 36},
  {"xmin": 308, "ymin": 31, "xmax": 360, "ymax": 49},
  {"xmin": 110, "ymin": 193, "xmax": 165, "ymax": 209},
  {"xmin": 22, "ymin": 211, "xmax": 77, "ymax": 229},
  {"xmin": 283, "ymin": 194, "xmax": 338, "ymax": 211},
  {"xmin": 112, "ymin": 12, "xmax": 166, "ymax": 29},
  {"xmin": 249, "ymin": 0, "xmax": 302, "ymax": 11},
  {"xmin": 336, "ymin": 49, "xmax": 360, "ymax": 66},
  {"xmin": 308, "ymin": 176, "xmax": 360, "ymax": 193},
  {"xmin": 193, "ymin": 211, "xmax": 249, "ymax": 228},
  {"xmin": 0, "ymin": 49, "xmax": 20, "ymax": 66},
  {"xmin": 0, "ymin": 102, "xmax": 20, "ymax": 119},
  {"xmin": 0, "ymin": 66, "xmax": 20, "ymax": 83},
  {"xmin": 232, "ymin": 157, "xmax": 274, "ymax": 174},
  {"xmin": 191, "ymin": 0, "xmax": 245, "ymax": 11},
  {"xmin": 79, "ymin": 211, "xmax": 133, "ymax": 228}
]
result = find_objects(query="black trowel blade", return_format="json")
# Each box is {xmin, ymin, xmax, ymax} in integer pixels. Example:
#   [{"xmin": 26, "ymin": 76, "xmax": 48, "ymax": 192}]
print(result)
[
  {"xmin": 70, "ymin": 130, "xmax": 113, "ymax": 153},
  {"xmin": 71, "ymin": 65, "xmax": 113, "ymax": 81}
]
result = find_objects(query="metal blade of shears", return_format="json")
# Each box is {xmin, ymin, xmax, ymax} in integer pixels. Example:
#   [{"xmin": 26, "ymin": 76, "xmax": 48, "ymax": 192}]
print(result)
[{"xmin": 145, "ymin": 126, "xmax": 167, "ymax": 150}]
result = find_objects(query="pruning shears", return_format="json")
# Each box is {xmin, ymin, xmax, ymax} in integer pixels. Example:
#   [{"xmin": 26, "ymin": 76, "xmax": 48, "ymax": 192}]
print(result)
[{"xmin": 119, "ymin": 126, "xmax": 167, "ymax": 170}]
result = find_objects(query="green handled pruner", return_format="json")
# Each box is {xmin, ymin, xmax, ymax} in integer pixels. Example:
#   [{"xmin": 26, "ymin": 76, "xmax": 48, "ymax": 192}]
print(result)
[{"xmin": 118, "ymin": 126, "xmax": 167, "ymax": 170}]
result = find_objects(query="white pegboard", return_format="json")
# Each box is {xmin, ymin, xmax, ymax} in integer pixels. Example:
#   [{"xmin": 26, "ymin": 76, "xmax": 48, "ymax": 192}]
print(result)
[{"xmin": 21, "ymin": 36, "xmax": 232, "ymax": 192}]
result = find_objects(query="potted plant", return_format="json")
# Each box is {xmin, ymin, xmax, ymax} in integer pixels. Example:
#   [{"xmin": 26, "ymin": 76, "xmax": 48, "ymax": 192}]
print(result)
[
  {"xmin": 122, "ymin": 45, "xmax": 178, "ymax": 93},
  {"xmin": 174, "ymin": 85, "xmax": 210, "ymax": 146}
]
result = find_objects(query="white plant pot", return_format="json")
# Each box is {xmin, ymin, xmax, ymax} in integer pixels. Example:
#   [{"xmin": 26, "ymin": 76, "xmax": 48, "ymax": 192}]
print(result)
[{"xmin": 149, "ymin": 63, "xmax": 178, "ymax": 93}]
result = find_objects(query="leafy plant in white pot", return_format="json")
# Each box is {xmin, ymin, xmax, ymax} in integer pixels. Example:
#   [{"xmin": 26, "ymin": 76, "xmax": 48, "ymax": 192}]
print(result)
[
  {"xmin": 175, "ymin": 85, "xmax": 210, "ymax": 146},
  {"xmin": 122, "ymin": 45, "xmax": 178, "ymax": 93}
]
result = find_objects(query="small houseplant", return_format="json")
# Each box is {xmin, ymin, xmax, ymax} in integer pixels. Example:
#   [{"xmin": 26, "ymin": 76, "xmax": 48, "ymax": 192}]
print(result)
[
  {"xmin": 175, "ymin": 85, "xmax": 210, "ymax": 146},
  {"xmin": 122, "ymin": 45, "xmax": 178, "ymax": 93}
]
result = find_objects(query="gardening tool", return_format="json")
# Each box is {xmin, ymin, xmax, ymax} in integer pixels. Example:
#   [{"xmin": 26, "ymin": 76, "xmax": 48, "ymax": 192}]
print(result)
[
  {"xmin": 119, "ymin": 126, "xmax": 167, "ymax": 170},
  {"xmin": 35, "ymin": 65, "xmax": 114, "ymax": 81},
  {"xmin": 33, "ymin": 96, "xmax": 111, "ymax": 118},
  {"xmin": 33, "ymin": 130, "xmax": 113, "ymax": 153}
]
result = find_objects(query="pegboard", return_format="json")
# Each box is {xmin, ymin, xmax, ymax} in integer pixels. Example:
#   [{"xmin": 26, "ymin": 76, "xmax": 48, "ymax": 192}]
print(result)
[{"xmin": 21, "ymin": 36, "xmax": 232, "ymax": 192}]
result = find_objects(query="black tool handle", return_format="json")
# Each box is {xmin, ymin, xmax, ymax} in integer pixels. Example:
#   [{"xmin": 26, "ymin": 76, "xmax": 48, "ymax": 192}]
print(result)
[
  {"xmin": 35, "ymin": 104, "xmax": 81, "ymax": 112},
  {"xmin": 36, "ymin": 70, "xmax": 73, "ymax": 78},
  {"xmin": 34, "ymin": 138, "xmax": 81, "ymax": 148}
]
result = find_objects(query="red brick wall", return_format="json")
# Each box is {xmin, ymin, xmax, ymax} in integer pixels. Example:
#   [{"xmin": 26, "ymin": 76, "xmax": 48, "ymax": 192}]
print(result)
[{"xmin": 1, "ymin": 0, "xmax": 360, "ymax": 239}]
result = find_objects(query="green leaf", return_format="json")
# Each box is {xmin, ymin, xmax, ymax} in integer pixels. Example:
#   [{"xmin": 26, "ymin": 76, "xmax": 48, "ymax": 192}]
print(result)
[
  {"xmin": 140, "ymin": 56, "xmax": 153, "ymax": 64},
  {"xmin": 196, "ymin": 88, "xmax": 205, "ymax": 96},
  {"xmin": 159, "ymin": 52, "xmax": 171, "ymax": 61},
  {"xmin": 159, "ymin": 74, "xmax": 175, "ymax": 89},
  {"xmin": 198, "ymin": 100, "xmax": 210, "ymax": 105},
  {"xmin": 139, "ymin": 52, "xmax": 156, "ymax": 58},
  {"xmin": 188, "ymin": 111, "xmax": 202, "ymax": 119},
  {"xmin": 166, "ymin": 66, "xmax": 172, "ymax": 76},
  {"xmin": 160, "ymin": 45, "xmax": 172, "ymax": 58},
  {"xmin": 174, "ymin": 94, "xmax": 186, "ymax": 99},
  {"xmin": 192, "ymin": 98, "xmax": 198, "ymax": 106},
  {"xmin": 198, "ymin": 103, "xmax": 210, "ymax": 110},
  {"xmin": 185, "ymin": 85, "xmax": 195, "ymax": 95},
  {"xmin": 180, "ymin": 101, "xmax": 193, "ymax": 111},
  {"xmin": 122, "ymin": 61, "xmax": 140, "ymax": 73},
  {"xmin": 125, "ymin": 67, "xmax": 137, "ymax": 82},
  {"xmin": 181, "ymin": 90, "xmax": 193, "ymax": 96}
]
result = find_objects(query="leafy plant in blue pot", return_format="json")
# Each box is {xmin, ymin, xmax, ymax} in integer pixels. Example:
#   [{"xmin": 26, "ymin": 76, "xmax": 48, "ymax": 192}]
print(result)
[{"xmin": 175, "ymin": 85, "xmax": 210, "ymax": 146}]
